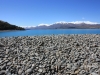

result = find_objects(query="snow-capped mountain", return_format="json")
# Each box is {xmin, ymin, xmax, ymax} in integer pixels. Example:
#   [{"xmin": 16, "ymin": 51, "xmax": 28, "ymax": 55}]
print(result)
[{"xmin": 23, "ymin": 21, "xmax": 100, "ymax": 29}]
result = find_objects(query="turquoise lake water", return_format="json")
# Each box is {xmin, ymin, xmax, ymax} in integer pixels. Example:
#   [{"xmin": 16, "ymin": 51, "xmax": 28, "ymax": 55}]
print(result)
[{"xmin": 0, "ymin": 29, "xmax": 100, "ymax": 37}]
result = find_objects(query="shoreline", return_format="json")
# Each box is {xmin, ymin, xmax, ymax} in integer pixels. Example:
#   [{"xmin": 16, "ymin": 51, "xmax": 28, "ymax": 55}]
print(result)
[
  {"xmin": 0, "ymin": 34, "xmax": 100, "ymax": 75},
  {"xmin": 0, "ymin": 30, "xmax": 25, "ymax": 32}
]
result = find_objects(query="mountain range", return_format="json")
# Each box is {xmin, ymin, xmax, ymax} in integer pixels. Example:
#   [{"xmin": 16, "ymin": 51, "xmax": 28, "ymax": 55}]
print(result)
[{"xmin": 24, "ymin": 21, "xmax": 100, "ymax": 29}]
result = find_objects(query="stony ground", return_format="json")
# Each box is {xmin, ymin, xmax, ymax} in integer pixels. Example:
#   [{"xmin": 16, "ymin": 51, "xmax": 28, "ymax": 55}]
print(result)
[{"xmin": 0, "ymin": 34, "xmax": 100, "ymax": 75}]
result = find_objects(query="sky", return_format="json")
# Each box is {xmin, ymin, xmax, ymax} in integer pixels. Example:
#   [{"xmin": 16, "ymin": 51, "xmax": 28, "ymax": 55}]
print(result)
[{"xmin": 0, "ymin": 0, "xmax": 100, "ymax": 27}]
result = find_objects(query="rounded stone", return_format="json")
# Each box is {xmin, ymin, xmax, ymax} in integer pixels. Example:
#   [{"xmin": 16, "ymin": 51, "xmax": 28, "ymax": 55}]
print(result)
[{"xmin": 38, "ymin": 69, "xmax": 43, "ymax": 72}]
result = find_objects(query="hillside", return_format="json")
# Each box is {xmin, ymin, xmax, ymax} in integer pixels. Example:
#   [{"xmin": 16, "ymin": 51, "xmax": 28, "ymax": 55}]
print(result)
[{"xmin": 0, "ymin": 20, "xmax": 25, "ymax": 30}]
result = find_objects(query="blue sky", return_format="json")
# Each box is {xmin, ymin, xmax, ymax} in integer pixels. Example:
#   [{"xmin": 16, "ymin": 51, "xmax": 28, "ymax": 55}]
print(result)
[{"xmin": 0, "ymin": 0, "xmax": 100, "ymax": 27}]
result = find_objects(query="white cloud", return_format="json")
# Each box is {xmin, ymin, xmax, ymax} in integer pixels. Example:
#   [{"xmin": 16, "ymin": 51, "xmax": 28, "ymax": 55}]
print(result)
[
  {"xmin": 38, "ymin": 23, "xmax": 50, "ymax": 26},
  {"xmin": 69, "ymin": 21, "xmax": 98, "ymax": 24},
  {"xmin": 20, "ymin": 26, "xmax": 36, "ymax": 28},
  {"xmin": 55, "ymin": 21, "xmax": 68, "ymax": 24},
  {"xmin": 54, "ymin": 21, "xmax": 98, "ymax": 24}
]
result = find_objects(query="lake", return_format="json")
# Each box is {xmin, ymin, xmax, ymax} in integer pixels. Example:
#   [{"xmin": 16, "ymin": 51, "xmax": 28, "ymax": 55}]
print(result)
[{"xmin": 0, "ymin": 29, "xmax": 100, "ymax": 37}]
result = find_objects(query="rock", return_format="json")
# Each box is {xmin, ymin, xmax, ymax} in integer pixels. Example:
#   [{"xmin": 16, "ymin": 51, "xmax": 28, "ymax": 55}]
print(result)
[
  {"xmin": 1, "ymin": 64, "xmax": 6, "ymax": 70},
  {"xmin": 0, "ymin": 70, "xmax": 6, "ymax": 75},
  {"xmin": 91, "ymin": 72, "xmax": 98, "ymax": 75},
  {"xmin": 21, "ymin": 73, "xmax": 25, "ymax": 75},
  {"xmin": 7, "ymin": 62, "xmax": 12, "ymax": 65},
  {"xmin": 4, "ymin": 60, "xmax": 9, "ymax": 63},
  {"xmin": 86, "ymin": 47, "xmax": 89, "ymax": 49},
  {"xmin": 30, "ymin": 57, "xmax": 34, "ymax": 60},
  {"xmin": 72, "ymin": 66, "xmax": 77, "ymax": 71},
  {"xmin": 6, "ymin": 49, "xmax": 10, "ymax": 54},
  {"xmin": 76, "ymin": 43, "xmax": 80, "ymax": 46},
  {"xmin": 35, "ymin": 53, "xmax": 38, "ymax": 56},
  {"xmin": 39, "ymin": 42, "xmax": 44, "ymax": 46},
  {"xmin": 38, "ymin": 69, "xmax": 43, "ymax": 72},
  {"xmin": 98, "ymin": 47, "xmax": 100, "ymax": 49},
  {"xmin": 5, "ymin": 55, "xmax": 8, "ymax": 58},
  {"xmin": 74, "ymin": 69, "xmax": 80, "ymax": 74},
  {"xmin": 32, "ymin": 64, "xmax": 35, "ymax": 67},
  {"xmin": 92, "ymin": 63, "xmax": 98, "ymax": 68},
  {"xmin": 18, "ymin": 69, "xmax": 23, "ymax": 75},
  {"xmin": 67, "ymin": 63, "xmax": 72, "ymax": 69},
  {"xmin": 96, "ymin": 58, "xmax": 100, "ymax": 62},
  {"xmin": 0, "ymin": 44, "xmax": 5, "ymax": 47},
  {"xmin": 0, "ymin": 59, "xmax": 2, "ymax": 63},
  {"xmin": 25, "ymin": 68, "xmax": 32, "ymax": 74},
  {"xmin": 93, "ymin": 44, "xmax": 98, "ymax": 47},
  {"xmin": 6, "ymin": 72, "xmax": 12, "ymax": 75}
]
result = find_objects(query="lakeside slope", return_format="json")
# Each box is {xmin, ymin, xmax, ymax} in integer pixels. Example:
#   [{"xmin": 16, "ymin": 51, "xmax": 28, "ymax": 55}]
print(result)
[{"xmin": 0, "ymin": 20, "xmax": 25, "ymax": 30}]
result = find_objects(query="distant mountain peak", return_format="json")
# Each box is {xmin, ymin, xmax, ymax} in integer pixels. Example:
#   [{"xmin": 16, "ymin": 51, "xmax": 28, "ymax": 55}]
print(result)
[{"xmin": 23, "ymin": 21, "xmax": 100, "ymax": 29}]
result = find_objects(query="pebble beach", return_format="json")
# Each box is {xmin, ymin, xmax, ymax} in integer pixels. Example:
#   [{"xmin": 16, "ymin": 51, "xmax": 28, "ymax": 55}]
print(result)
[{"xmin": 0, "ymin": 34, "xmax": 100, "ymax": 75}]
